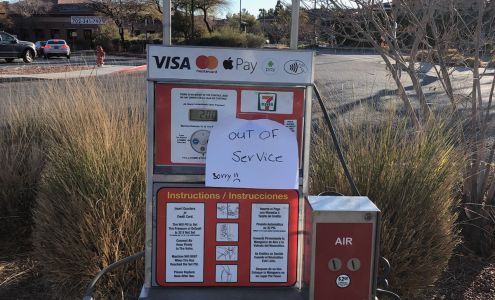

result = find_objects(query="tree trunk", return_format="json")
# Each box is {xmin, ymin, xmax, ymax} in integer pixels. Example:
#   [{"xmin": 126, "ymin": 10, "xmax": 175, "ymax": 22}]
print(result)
[
  {"xmin": 430, "ymin": 18, "xmax": 456, "ymax": 108},
  {"xmin": 469, "ymin": 0, "xmax": 485, "ymax": 204},
  {"xmin": 201, "ymin": 8, "xmax": 213, "ymax": 33},
  {"xmin": 405, "ymin": 66, "xmax": 430, "ymax": 121},
  {"xmin": 119, "ymin": 26, "xmax": 125, "ymax": 52}
]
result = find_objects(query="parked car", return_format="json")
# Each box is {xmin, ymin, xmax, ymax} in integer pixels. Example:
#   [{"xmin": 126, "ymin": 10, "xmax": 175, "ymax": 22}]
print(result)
[
  {"xmin": 0, "ymin": 31, "xmax": 36, "ymax": 63},
  {"xmin": 43, "ymin": 39, "xmax": 70, "ymax": 59},
  {"xmin": 35, "ymin": 40, "xmax": 47, "ymax": 56}
]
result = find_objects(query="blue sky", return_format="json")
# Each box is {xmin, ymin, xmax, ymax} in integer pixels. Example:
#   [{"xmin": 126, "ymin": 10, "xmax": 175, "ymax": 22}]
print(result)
[{"xmin": 222, "ymin": 0, "xmax": 280, "ymax": 17}]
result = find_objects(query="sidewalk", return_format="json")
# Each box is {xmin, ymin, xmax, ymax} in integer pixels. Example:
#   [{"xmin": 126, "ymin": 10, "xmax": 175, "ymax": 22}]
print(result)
[{"xmin": 0, "ymin": 64, "xmax": 147, "ymax": 82}]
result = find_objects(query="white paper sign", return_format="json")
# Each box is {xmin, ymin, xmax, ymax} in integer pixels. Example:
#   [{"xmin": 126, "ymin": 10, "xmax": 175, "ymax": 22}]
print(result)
[
  {"xmin": 250, "ymin": 204, "xmax": 289, "ymax": 282},
  {"xmin": 205, "ymin": 119, "xmax": 299, "ymax": 189},
  {"xmin": 165, "ymin": 203, "xmax": 204, "ymax": 282}
]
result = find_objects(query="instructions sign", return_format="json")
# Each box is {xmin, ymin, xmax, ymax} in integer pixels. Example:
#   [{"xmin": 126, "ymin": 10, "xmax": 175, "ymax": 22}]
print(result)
[
  {"xmin": 153, "ymin": 83, "xmax": 306, "ymax": 167},
  {"xmin": 205, "ymin": 119, "xmax": 299, "ymax": 189},
  {"xmin": 170, "ymin": 88, "xmax": 236, "ymax": 163},
  {"xmin": 165, "ymin": 203, "xmax": 205, "ymax": 282},
  {"xmin": 155, "ymin": 188, "xmax": 298, "ymax": 286},
  {"xmin": 250, "ymin": 204, "xmax": 289, "ymax": 282}
]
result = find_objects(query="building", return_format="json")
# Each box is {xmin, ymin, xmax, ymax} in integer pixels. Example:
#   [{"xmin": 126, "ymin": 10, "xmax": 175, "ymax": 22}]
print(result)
[
  {"xmin": 6, "ymin": 0, "xmax": 100, "ymax": 49},
  {"xmin": 6, "ymin": 0, "xmax": 161, "ymax": 50}
]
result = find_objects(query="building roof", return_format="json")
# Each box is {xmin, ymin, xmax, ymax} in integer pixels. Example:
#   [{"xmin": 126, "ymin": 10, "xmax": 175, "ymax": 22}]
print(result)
[
  {"xmin": 52, "ymin": 0, "xmax": 93, "ymax": 14},
  {"xmin": 57, "ymin": 0, "xmax": 90, "ymax": 4}
]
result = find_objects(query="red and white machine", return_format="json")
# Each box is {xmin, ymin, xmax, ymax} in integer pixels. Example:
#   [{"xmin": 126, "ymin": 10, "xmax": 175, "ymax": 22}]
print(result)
[
  {"xmin": 304, "ymin": 196, "xmax": 380, "ymax": 300},
  {"xmin": 142, "ymin": 45, "xmax": 380, "ymax": 300},
  {"xmin": 143, "ymin": 45, "xmax": 314, "ymax": 299}
]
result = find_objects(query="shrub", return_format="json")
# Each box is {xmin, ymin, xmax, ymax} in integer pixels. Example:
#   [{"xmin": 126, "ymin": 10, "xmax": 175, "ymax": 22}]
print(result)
[
  {"xmin": 31, "ymin": 75, "xmax": 146, "ymax": 299},
  {"xmin": 0, "ymin": 107, "xmax": 45, "ymax": 246},
  {"xmin": 93, "ymin": 22, "xmax": 120, "ymax": 52},
  {"xmin": 415, "ymin": 48, "xmax": 488, "ymax": 68},
  {"xmin": 192, "ymin": 27, "xmax": 266, "ymax": 48},
  {"xmin": 310, "ymin": 115, "xmax": 461, "ymax": 296}
]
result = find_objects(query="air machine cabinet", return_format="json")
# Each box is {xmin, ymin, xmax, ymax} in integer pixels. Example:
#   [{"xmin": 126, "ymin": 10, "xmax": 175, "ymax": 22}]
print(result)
[{"xmin": 304, "ymin": 196, "xmax": 380, "ymax": 300}]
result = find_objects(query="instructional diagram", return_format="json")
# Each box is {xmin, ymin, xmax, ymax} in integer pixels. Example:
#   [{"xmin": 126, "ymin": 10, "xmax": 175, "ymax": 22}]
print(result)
[{"xmin": 156, "ymin": 188, "xmax": 298, "ymax": 286}]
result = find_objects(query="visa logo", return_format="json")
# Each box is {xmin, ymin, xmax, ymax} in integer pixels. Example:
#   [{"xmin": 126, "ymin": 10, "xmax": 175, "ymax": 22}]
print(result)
[{"xmin": 153, "ymin": 56, "xmax": 191, "ymax": 70}]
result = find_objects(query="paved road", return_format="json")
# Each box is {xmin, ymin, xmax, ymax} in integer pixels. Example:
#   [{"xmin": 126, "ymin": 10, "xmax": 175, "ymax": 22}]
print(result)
[
  {"xmin": 314, "ymin": 50, "xmax": 494, "ymax": 115},
  {"xmin": 0, "ymin": 53, "xmax": 146, "ymax": 67},
  {"xmin": 1, "ymin": 50, "xmax": 492, "ymax": 116},
  {"xmin": 315, "ymin": 52, "xmax": 392, "ymax": 105}
]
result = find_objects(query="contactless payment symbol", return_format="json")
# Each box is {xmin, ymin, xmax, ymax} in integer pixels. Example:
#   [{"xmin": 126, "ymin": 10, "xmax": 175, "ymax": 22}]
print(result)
[{"xmin": 258, "ymin": 93, "xmax": 277, "ymax": 112}]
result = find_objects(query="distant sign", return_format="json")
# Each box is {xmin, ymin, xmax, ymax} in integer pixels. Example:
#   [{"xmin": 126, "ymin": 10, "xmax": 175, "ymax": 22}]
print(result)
[
  {"xmin": 205, "ymin": 119, "xmax": 299, "ymax": 189},
  {"xmin": 148, "ymin": 45, "xmax": 314, "ymax": 85},
  {"xmin": 71, "ymin": 16, "xmax": 105, "ymax": 25}
]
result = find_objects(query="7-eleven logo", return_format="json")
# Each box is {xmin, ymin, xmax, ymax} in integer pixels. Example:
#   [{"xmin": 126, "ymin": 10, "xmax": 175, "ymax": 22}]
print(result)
[{"xmin": 258, "ymin": 93, "xmax": 277, "ymax": 111}]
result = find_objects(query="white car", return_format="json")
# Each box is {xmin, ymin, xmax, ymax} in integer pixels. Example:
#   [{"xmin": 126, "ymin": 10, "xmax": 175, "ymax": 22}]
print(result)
[{"xmin": 43, "ymin": 39, "xmax": 70, "ymax": 59}]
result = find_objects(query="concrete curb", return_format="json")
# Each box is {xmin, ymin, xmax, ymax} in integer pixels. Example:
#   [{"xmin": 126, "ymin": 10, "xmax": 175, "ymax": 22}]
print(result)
[
  {"xmin": 0, "ymin": 64, "xmax": 147, "ymax": 83},
  {"xmin": 111, "ymin": 65, "xmax": 147, "ymax": 74}
]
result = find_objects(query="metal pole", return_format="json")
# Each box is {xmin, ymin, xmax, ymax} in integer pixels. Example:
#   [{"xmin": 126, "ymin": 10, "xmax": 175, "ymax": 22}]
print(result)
[
  {"xmin": 163, "ymin": 0, "xmax": 171, "ymax": 45},
  {"xmin": 313, "ymin": 0, "xmax": 317, "ymax": 46},
  {"xmin": 191, "ymin": 0, "xmax": 195, "ymax": 39},
  {"xmin": 290, "ymin": 0, "xmax": 300, "ymax": 49},
  {"xmin": 239, "ymin": 0, "xmax": 242, "ymax": 31}
]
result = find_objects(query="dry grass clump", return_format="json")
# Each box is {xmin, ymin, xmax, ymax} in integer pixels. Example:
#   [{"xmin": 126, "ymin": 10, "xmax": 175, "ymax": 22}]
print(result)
[
  {"xmin": 0, "ymin": 105, "xmax": 45, "ymax": 244},
  {"xmin": 31, "ymin": 76, "xmax": 146, "ymax": 299},
  {"xmin": 0, "ymin": 75, "xmax": 146, "ymax": 299},
  {"xmin": 310, "ymin": 115, "xmax": 462, "ymax": 296},
  {"xmin": 415, "ymin": 49, "xmax": 488, "ymax": 68}
]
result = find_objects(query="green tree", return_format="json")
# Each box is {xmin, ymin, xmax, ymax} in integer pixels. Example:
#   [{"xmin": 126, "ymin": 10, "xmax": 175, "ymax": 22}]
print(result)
[
  {"xmin": 226, "ymin": 9, "xmax": 260, "ymax": 33},
  {"xmin": 195, "ymin": 0, "xmax": 228, "ymax": 33},
  {"xmin": 9, "ymin": 0, "xmax": 52, "ymax": 17},
  {"xmin": 0, "ymin": 2, "xmax": 13, "ymax": 30},
  {"xmin": 265, "ymin": 1, "xmax": 290, "ymax": 43},
  {"xmin": 89, "ymin": 0, "xmax": 147, "ymax": 49}
]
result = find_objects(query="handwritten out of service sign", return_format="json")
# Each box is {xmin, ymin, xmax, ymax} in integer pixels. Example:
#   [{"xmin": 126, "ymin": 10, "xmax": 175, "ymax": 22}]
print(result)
[{"xmin": 205, "ymin": 119, "xmax": 298, "ymax": 189}]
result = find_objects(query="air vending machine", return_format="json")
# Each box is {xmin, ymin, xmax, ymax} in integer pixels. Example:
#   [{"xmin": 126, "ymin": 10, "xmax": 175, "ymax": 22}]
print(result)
[
  {"xmin": 141, "ymin": 45, "xmax": 314, "ymax": 299},
  {"xmin": 304, "ymin": 196, "xmax": 380, "ymax": 300},
  {"xmin": 141, "ymin": 45, "xmax": 380, "ymax": 300}
]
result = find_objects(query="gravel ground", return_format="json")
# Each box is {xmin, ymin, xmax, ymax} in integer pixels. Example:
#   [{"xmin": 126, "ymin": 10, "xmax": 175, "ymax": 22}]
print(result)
[
  {"xmin": 426, "ymin": 252, "xmax": 495, "ymax": 300},
  {"xmin": 1, "ymin": 247, "xmax": 494, "ymax": 299},
  {"xmin": 0, "ymin": 65, "xmax": 95, "ymax": 75}
]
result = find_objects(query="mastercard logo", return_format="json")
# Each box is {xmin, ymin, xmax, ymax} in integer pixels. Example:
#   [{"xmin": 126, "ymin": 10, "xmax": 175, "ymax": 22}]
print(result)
[{"xmin": 196, "ymin": 55, "xmax": 218, "ymax": 70}]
